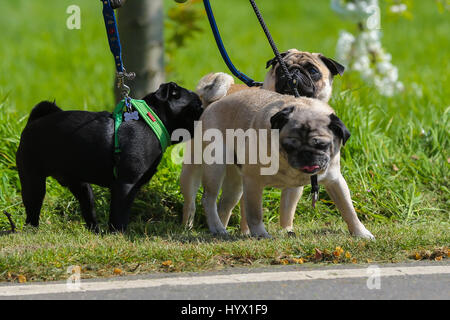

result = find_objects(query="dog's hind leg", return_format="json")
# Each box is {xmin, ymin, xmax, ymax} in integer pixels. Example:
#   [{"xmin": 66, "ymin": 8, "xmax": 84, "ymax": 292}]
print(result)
[
  {"xmin": 218, "ymin": 165, "xmax": 243, "ymax": 228},
  {"xmin": 68, "ymin": 182, "xmax": 99, "ymax": 233},
  {"xmin": 109, "ymin": 181, "xmax": 140, "ymax": 232},
  {"xmin": 19, "ymin": 172, "xmax": 46, "ymax": 227},
  {"xmin": 180, "ymin": 164, "xmax": 202, "ymax": 229},
  {"xmin": 202, "ymin": 163, "xmax": 227, "ymax": 235}
]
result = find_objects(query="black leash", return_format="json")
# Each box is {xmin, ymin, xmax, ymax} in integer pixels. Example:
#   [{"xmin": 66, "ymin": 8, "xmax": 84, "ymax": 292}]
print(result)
[
  {"xmin": 248, "ymin": 0, "xmax": 300, "ymax": 98},
  {"xmin": 247, "ymin": 0, "xmax": 319, "ymax": 208}
]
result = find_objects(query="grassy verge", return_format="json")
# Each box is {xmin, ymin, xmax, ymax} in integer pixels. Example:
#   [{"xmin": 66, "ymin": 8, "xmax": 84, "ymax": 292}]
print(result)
[
  {"xmin": 0, "ymin": 0, "xmax": 449, "ymax": 282},
  {"xmin": 1, "ymin": 217, "xmax": 448, "ymax": 283}
]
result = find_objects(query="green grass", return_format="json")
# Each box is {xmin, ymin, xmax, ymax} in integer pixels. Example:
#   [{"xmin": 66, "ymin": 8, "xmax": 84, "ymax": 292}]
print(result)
[
  {"xmin": 1, "ymin": 218, "xmax": 448, "ymax": 282},
  {"xmin": 0, "ymin": 0, "xmax": 449, "ymax": 282}
]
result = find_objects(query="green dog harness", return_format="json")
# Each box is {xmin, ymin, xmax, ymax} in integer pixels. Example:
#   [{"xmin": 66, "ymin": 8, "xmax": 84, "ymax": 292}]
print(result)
[{"xmin": 113, "ymin": 98, "xmax": 171, "ymax": 177}]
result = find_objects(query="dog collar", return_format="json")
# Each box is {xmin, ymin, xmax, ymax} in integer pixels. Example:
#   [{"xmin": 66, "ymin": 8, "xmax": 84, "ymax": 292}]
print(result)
[{"xmin": 113, "ymin": 98, "xmax": 171, "ymax": 154}]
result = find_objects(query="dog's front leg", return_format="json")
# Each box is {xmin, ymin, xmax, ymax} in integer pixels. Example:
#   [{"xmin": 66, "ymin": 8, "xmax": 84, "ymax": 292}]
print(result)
[
  {"xmin": 279, "ymin": 187, "xmax": 303, "ymax": 234},
  {"xmin": 242, "ymin": 177, "xmax": 270, "ymax": 238},
  {"xmin": 323, "ymin": 174, "xmax": 375, "ymax": 239}
]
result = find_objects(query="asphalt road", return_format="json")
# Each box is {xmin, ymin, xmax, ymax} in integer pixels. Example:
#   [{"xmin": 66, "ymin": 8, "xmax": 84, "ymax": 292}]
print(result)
[{"xmin": 1, "ymin": 261, "xmax": 448, "ymax": 300}]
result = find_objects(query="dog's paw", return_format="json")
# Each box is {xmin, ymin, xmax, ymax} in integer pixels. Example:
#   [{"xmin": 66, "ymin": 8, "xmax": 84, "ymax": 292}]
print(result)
[
  {"xmin": 351, "ymin": 227, "xmax": 375, "ymax": 240},
  {"xmin": 249, "ymin": 223, "xmax": 271, "ymax": 239},
  {"xmin": 287, "ymin": 231, "xmax": 296, "ymax": 238},
  {"xmin": 254, "ymin": 232, "xmax": 272, "ymax": 239},
  {"xmin": 209, "ymin": 225, "xmax": 228, "ymax": 237},
  {"xmin": 250, "ymin": 229, "xmax": 272, "ymax": 239}
]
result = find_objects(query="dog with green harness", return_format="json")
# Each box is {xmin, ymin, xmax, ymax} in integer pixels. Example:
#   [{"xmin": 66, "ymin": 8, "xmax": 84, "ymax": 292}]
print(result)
[{"xmin": 16, "ymin": 82, "xmax": 203, "ymax": 232}]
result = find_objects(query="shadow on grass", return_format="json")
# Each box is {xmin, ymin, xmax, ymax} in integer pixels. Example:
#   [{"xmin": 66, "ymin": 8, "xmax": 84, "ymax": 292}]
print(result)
[
  {"xmin": 80, "ymin": 183, "xmax": 247, "ymax": 244},
  {"xmin": 306, "ymin": 228, "xmax": 345, "ymax": 236}
]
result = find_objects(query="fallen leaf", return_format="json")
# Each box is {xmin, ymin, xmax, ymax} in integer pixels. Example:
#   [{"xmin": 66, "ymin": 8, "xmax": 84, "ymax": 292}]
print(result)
[
  {"xmin": 333, "ymin": 247, "xmax": 344, "ymax": 257},
  {"xmin": 113, "ymin": 268, "xmax": 123, "ymax": 275},
  {"xmin": 162, "ymin": 260, "xmax": 173, "ymax": 267},
  {"xmin": 351, "ymin": 258, "xmax": 357, "ymax": 264},
  {"xmin": 414, "ymin": 253, "xmax": 422, "ymax": 260},
  {"xmin": 314, "ymin": 248, "xmax": 323, "ymax": 261},
  {"xmin": 280, "ymin": 259, "xmax": 289, "ymax": 265},
  {"xmin": 435, "ymin": 256, "xmax": 443, "ymax": 261},
  {"xmin": 366, "ymin": 259, "xmax": 373, "ymax": 263},
  {"xmin": 292, "ymin": 258, "xmax": 304, "ymax": 264},
  {"xmin": 392, "ymin": 164, "xmax": 399, "ymax": 172},
  {"xmin": 345, "ymin": 251, "xmax": 352, "ymax": 259},
  {"xmin": 18, "ymin": 275, "xmax": 26, "ymax": 283},
  {"xmin": 332, "ymin": 259, "xmax": 339, "ymax": 264}
]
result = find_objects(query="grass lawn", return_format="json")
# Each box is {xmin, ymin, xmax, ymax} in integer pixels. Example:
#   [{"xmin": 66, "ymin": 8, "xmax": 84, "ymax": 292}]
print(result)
[{"xmin": 0, "ymin": 0, "xmax": 448, "ymax": 282}]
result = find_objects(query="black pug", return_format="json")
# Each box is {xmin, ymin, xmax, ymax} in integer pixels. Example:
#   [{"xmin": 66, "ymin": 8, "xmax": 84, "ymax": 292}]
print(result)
[{"xmin": 16, "ymin": 82, "xmax": 203, "ymax": 232}]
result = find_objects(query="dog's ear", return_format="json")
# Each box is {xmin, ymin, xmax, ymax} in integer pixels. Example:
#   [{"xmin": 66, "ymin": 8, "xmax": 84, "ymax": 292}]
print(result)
[
  {"xmin": 329, "ymin": 114, "xmax": 350, "ymax": 145},
  {"xmin": 319, "ymin": 54, "xmax": 345, "ymax": 77},
  {"xmin": 270, "ymin": 106, "xmax": 295, "ymax": 130},
  {"xmin": 155, "ymin": 82, "xmax": 179, "ymax": 102},
  {"xmin": 266, "ymin": 52, "xmax": 288, "ymax": 69}
]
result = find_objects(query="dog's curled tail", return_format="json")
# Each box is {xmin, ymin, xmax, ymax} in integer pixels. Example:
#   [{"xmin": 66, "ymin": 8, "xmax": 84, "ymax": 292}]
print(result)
[
  {"xmin": 196, "ymin": 72, "xmax": 234, "ymax": 107},
  {"xmin": 27, "ymin": 101, "xmax": 62, "ymax": 124}
]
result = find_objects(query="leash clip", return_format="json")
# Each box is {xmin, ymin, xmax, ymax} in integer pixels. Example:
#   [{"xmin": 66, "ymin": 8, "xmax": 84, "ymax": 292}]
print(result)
[
  {"xmin": 116, "ymin": 69, "xmax": 135, "ymax": 95},
  {"xmin": 116, "ymin": 69, "xmax": 136, "ymax": 112},
  {"xmin": 110, "ymin": 0, "xmax": 125, "ymax": 9},
  {"xmin": 310, "ymin": 174, "xmax": 319, "ymax": 209}
]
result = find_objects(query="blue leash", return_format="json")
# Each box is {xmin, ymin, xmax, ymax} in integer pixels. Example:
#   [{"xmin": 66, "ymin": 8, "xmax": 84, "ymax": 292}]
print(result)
[
  {"xmin": 203, "ymin": 0, "xmax": 262, "ymax": 87},
  {"xmin": 100, "ymin": 0, "xmax": 124, "ymax": 74},
  {"xmin": 100, "ymin": 0, "xmax": 135, "ymax": 108}
]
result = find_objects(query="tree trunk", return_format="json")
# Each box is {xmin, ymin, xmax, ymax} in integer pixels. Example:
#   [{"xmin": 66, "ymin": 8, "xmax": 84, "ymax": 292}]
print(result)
[{"xmin": 114, "ymin": 0, "xmax": 165, "ymax": 102}]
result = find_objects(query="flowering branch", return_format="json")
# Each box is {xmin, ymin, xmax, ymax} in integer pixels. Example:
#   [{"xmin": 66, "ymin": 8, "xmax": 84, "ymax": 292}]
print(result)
[{"xmin": 331, "ymin": 0, "xmax": 404, "ymax": 96}]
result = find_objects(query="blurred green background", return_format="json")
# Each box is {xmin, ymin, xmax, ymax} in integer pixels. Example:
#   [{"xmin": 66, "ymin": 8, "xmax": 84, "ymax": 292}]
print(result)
[{"xmin": 0, "ymin": 0, "xmax": 448, "ymax": 117}]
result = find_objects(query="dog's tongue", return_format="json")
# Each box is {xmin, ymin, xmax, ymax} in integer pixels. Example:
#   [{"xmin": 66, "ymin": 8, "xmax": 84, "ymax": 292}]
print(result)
[{"xmin": 301, "ymin": 165, "xmax": 320, "ymax": 172}]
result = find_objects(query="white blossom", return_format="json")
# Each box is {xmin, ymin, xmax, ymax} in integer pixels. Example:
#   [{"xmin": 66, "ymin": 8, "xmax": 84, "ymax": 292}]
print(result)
[
  {"xmin": 332, "ymin": 0, "xmax": 403, "ymax": 96},
  {"xmin": 390, "ymin": 4, "xmax": 407, "ymax": 14},
  {"xmin": 336, "ymin": 31, "xmax": 355, "ymax": 65}
]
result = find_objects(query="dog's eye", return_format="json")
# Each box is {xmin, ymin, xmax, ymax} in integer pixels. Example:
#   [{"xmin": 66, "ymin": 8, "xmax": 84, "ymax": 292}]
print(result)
[
  {"xmin": 307, "ymin": 66, "xmax": 321, "ymax": 80},
  {"xmin": 171, "ymin": 91, "xmax": 180, "ymax": 99},
  {"xmin": 282, "ymin": 137, "xmax": 301, "ymax": 151}
]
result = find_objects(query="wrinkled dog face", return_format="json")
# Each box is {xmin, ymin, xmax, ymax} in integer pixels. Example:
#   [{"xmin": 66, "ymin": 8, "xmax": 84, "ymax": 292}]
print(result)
[
  {"xmin": 264, "ymin": 49, "xmax": 345, "ymax": 102},
  {"xmin": 271, "ymin": 106, "xmax": 350, "ymax": 174}
]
